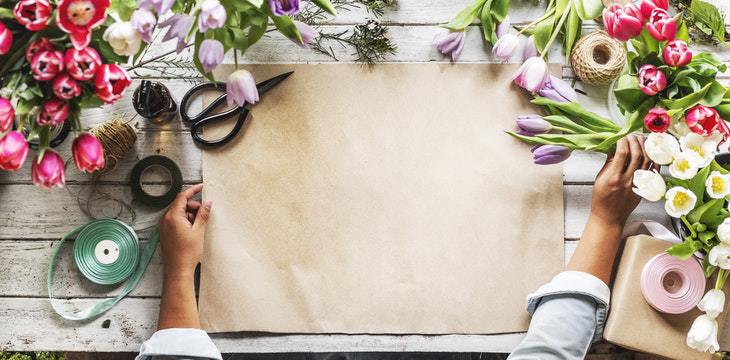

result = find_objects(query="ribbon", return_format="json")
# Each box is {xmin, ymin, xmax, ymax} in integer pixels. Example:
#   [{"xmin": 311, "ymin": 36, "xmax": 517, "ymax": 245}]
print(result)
[
  {"xmin": 640, "ymin": 252, "xmax": 706, "ymax": 314},
  {"xmin": 47, "ymin": 219, "xmax": 158, "ymax": 320}
]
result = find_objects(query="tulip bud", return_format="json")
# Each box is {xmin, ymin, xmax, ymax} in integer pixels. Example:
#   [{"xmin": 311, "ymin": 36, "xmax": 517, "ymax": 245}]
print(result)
[
  {"xmin": 698, "ymin": 289, "xmax": 725, "ymax": 319},
  {"xmin": 516, "ymin": 114, "xmax": 551, "ymax": 136},
  {"xmin": 0, "ymin": 98, "xmax": 14, "ymax": 133},
  {"xmin": 603, "ymin": 3, "xmax": 644, "ymax": 41},
  {"xmin": 94, "ymin": 64, "xmax": 132, "ymax": 104},
  {"xmin": 32, "ymin": 150, "xmax": 65, "ymax": 189},
  {"xmin": 52, "ymin": 73, "xmax": 81, "ymax": 100},
  {"xmin": 226, "ymin": 69, "xmax": 259, "ymax": 107},
  {"xmin": 102, "ymin": 21, "xmax": 142, "ymax": 57},
  {"xmin": 496, "ymin": 16, "xmax": 511, "ymax": 39},
  {"xmin": 0, "ymin": 131, "xmax": 29, "ymax": 172},
  {"xmin": 492, "ymin": 33, "xmax": 520, "ymax": 63},
  {"xmin": 139, "ymin": 0, "xmax": 175, "ymax": 15},
  {"xmin": 522, "ymin": 36, "xmax": 538, "ymax": 61},
  {"xmin": 645, "ymin": 132, "xmax": 679, "ymax": 165},
  {"xmin": 198, "ymin": 39, "xmax": 224, "ymax": 73},
  {"xmin": 37, "ymin": 99, "xmax": 69, "ymax": 126},
  {"xmin": 72, "ymin": 133, "xmax": 105, "ymax": 173},
  {"xmin": 644, "ymin": 107, "xmax": 671, "ymax": 132},
  {"xmin": 13, "ymin": 0, "xmax": 52, "ymax": 31},
  {"xmin": 0, "ymin": 21, "xmax": 13, "ymax": 55},
  {"xmin": 268, "ymin": 0, "xmax": 301, "ymax": 16},
  {"xmin": 291, "ymin": 21, "xmax": 318, "ymax": 48},
  {"xmin": 513, "ymin": 56, "xmax": 550, "ymax": 93},
  {"xmin": 131, "ymin": 8, "xmax": 156, "ymax": 43},
  {"xmin": 26, "ymin": 37, "xmax": 54, "ymax": 62},
  {"xmin": 30, "ymin": 50, "xmax": 64, "ymax": 81},
  {"xmin": 663, "ymin": 40, "xmax": 692, "ymax": 67},
  {"xmin": 198, "ymin": 0, "xmax": 227, "ymax": 32},
  {"xmin": 531, "ymin": 145, "xmax": 572, "ymax": 165},
  {"xmin": 64, "ymin": 47, "xmax": 102, "ymax": 81},
  {"xmin": 646, "ymin": 8, "xmax": 676, "ymax": 42},
  {"xmin": 538, "ymin": 76, "xmax": 577, "ymax": 103},
  {"xmin": 632, "ymin": 169, "xmax": 666, "ymax": 202},
  {"xmin": 638, "ymin": 64, "xmax": 667, "ymax": 96},
  {"xmin": 433, "ymin": 30, "xmax": 466, "ymax": 62},
  {"xmin": 687, "ymin": 314, "xmax": 720, "ymax": 353},
  {"xmin": 685, "ymin": 105, "xmax": 725, "ymax": 137},
  {"xmin": 640, "ymin": 0, "xmax": 668, "ymax": 19},
  {"xmin": 159, "ymin": 14, "xmax": 194, "ymax": 53}
]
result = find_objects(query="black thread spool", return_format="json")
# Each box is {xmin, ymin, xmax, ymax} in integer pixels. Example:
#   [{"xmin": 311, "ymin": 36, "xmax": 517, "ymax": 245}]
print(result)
[{"xmin": 132, "ymin": 80, "xmax": 178, "ymax": 124}]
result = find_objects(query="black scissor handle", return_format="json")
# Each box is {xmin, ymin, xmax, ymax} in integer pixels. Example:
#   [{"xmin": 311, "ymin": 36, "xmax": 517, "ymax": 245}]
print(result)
[
  {"xmin": 179, "ymin": 82, "xmax": 243, "ymax": 124},
  {"xmin": 189, "ymin": 107, "xmax": 250, "ymax": 147}
]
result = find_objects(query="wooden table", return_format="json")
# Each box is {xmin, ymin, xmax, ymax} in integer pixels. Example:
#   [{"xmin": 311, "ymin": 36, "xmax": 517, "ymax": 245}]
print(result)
[{"xmin": 1, "ymin": 0, "xmax": 727, "ymax": 353}]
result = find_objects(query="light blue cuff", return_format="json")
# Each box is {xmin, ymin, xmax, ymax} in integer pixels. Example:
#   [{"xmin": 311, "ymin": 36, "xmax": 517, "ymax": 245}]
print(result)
[
  {"xmin": 136, "ymin": 328, "xmax": 222, "ymax": 360},
  {"xmin": 526, "ymin": 271, "xmax": 611, "ymax": 343}
]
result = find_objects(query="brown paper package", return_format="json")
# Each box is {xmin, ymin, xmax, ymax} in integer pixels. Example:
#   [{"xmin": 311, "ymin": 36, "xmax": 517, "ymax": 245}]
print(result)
[
  {"xmin": 604, "ymin": 235, "xmax": 728, "ymax": 359},
  {"xmin": 199, "ymin": 63, "xmax": 565, "ymax": 334}
]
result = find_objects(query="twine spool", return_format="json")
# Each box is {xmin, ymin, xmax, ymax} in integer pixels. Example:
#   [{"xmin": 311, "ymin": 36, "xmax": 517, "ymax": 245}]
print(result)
[
  {"xmin": 90, "ymin": 118, "xmax": 137, "ymax": 170},
  {"xmin": 570, "ymin": 31, "xmax": 626, "ymax": 86}
]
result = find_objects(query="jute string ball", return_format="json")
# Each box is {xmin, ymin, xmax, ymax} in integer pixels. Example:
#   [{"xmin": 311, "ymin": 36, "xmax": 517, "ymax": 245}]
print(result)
[
  {"xmin": 570, "ymin": 30, "xmax": 626, "ymax": 86},
  {"xmin": 90, "ymin": 118, "xmax": 137, "ymax": 170}
]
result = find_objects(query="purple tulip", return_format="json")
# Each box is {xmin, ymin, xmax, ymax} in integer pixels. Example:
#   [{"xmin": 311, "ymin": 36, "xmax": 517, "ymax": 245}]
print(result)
[
  {"xmin": 433, "ymin": 30, "xmax": 465, "ymax": 62},
  {"xmin": 492, "ymin": 33, "xmax": 519, "ymax": 63},
  {"xmin": 538, "ymin": 76, "xmax": 577, "ymax": 102},
  {"xmin": 292, "ymin": 21, "xmax": 318, "ymax": 48},
  {"xmin": 513, "ymin": 56, "xmax": 550, "ymax": 93},
  {"xmin": 532, "ymin": 145, "xmax": 572, "ymax": 165},
  {"xmin": 139, "ymin": 0, "xmax": 175, "ymax": 15},
  {"xmin": 160, "ymin": 14, "xmax": 193, "ymax": 53},
  {"xmin": 522, "ymin": 36, "xmax": 538, "ymax": 61},
  {"xmin": 227, "ymin": 69, "xmax": 259, "ymax": 107},
  {"xmin": 496, "ymin": 16, "xmax": 510, "ymax": 38},
  {"xmin": 268, "ymin": 0, "xmax": 301, "ymax": 16},
  {"xmin": 131, "ymin": 8, "xmax": 156, "ymax": 43},
  {"xmin": 199, "ymin": 39, "xmax": 224, "ymax": 73},
  {"xmin": 516, "ymin": 114, "xmax": 551, "ymax": 136},
  {"xmin": 199, "ymin": 0, "xmax": 227, "ymax": 32}
]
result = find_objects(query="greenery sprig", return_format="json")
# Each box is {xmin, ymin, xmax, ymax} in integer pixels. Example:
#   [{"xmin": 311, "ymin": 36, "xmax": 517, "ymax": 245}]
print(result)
[
  {"xmin": 670, "ymin": 0, "xmax": 727, "ymax": 44},
  {"xmin": 312, "ymin": 20, "xmax": 397, "ymax": 64}
]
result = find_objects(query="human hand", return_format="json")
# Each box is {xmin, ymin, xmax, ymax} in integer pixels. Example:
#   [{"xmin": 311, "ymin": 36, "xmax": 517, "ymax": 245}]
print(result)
[
  {"xmin": 591, "ymin": 134, "xmax": 657, "ymax": 227},
  {"xmin": 158, "ymin": 183, "xmax": 212, "ymax": 278}
]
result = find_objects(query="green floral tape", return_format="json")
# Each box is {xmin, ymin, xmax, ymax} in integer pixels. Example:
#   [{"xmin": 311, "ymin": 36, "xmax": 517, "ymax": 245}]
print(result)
[{"xmin": 47, "ymin": 219, "xmax": 159, "ymax": 321}]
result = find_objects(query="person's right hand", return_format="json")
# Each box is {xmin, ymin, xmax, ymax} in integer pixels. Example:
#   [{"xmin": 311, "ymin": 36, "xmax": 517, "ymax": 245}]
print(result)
[
  {"xmin": 157, "ymin": 183, "xmax": 212, "ymax": 278},
  {"xmin": 590, "ymin": 134, "xmax": 657, "ymax": 227}
]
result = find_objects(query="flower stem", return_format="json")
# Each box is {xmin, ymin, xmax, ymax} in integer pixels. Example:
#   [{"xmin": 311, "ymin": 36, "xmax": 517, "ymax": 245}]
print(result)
[
  {"xmin": 716, "ymin": 269, "xmax": 729, "ymax": 290},
  {"xmin": 517, "ymin": 8, "xmax": 556, "ymax": 35},
  {"xmin": 540, "ymin": 0, "xmax": 572, "ymax": 59},
  {"xmin": 680, "ymin": 215, "xmax": 697, "ymax": 238},
  {"xmin": 234, "ymin": 49, "xmax": 239, "ymax": 70}
]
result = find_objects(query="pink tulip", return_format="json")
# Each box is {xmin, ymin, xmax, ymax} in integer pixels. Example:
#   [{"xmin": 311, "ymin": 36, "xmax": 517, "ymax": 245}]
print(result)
[
  {"xmin": 492, "ymin": 33, "xmax": 520, "ymax": 63},
  {"xmin": 646, "ymin": 9, "xmax": 676, "ymax": 41},
  {"xmin": 64, "ymin": 47, "xmax": 102, "ymax": 81},
  {"xmin": 644, "ymin": 107, "xmax": 671, "ymax": 132},
  {"xmin": 640, "ymin": 0, "xmax": 668, "ymax": 19},
  {"xmin": 513, "ymin": 56, "xmax": 550, "ymax": 93},
  {"xmin": 0, "ymin": 21, "xmax": 12, "ymax": 55},
  {"xmin": 26, "ymin": 37, "xmax": 54, "ymax": 62},
  {"xmin": 198, "ymin": 0, "xmax": 226, "ymax": 32},
  {"xmin": 37, "ymin": 99, "xmax": 69, "ymax": 126},
  {"xmin": 32, "ymin": 150, "xmax": 65, "ymax": 188},
  {"xmin": 686, "ymin": 105, "xmax": 725, "ymax": 137},
  {"xmin": 603, "ymin": 3, "xmax": 644, "ymax": 41},
  {"xmin": 663, "ymin": 40, "xmax": 692, "ymax": 67},
  {"xmin": 30, "ymin": 50, "xmax": 64, "ymax": 81},
  {"xmin": 52, "ymin": 73, "xmax": 81, "ymax": 100},
  {"xmin": 56, "ymin": 0, "xmax": 110, "ymax": 50},
  {"xmin": 72, "ymin": 133, "xmax": 105, "ymax": 173},
  {"xmin": 94, "ymin": 64, "xmax": 132, "ymax": 104},
  {"xmin": 638, "ymin": 64, "xmax": 667, "ymax": 96},
  {"xmin": 0, "ymin": 98, "xmax": 14, "ymax": 133},
  {"xmin": 198, "ymin": 39, "xmax": 224, "ymax": 73},
  {"xmin": 226, "ymin": 69, "xmax": 259, "ymax": 107},
  {"xmin": 13, "ymin": 0, "xmax": 52, "ymax": 31},
  {"xmin": 0, "ymin": 131, "xmax": 29, "ymax": 172}
]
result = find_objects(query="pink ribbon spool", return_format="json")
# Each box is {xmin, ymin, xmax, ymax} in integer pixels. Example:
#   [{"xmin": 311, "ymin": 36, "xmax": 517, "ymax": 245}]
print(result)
[{"xmin": 640, "ymin": 252, "xmax": 706, "ymax": 314}]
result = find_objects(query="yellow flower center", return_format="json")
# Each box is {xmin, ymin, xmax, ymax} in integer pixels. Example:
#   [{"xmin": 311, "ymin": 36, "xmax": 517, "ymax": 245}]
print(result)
[
  {"xmin": 677, "ymin": 159, "xmax": 690, "ymax": 172},
  {"xmin": 691, "ymin": 146, "xmax": 705, "ymax": 158},
  {"xmin": 67, "ymin": 0, "xmax": 96, "ymax": 26},
  {"xmin": 713, "ymin": 177, "xmax": 725, "ymax": 194},
  {"xmin": 673, "ymin": 192, "xmax": 689, "ymax": 207}
]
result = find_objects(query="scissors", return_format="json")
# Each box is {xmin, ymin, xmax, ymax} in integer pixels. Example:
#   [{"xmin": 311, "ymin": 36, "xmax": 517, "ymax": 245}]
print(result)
[{"xmin": 179, "ymin": 71, "xmax": 294, "ymax": 147}]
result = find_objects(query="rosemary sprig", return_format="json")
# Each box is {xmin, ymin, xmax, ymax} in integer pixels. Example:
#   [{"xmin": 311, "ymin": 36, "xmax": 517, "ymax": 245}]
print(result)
[{"xmin": 312, "ymin": 20, "xmax": 397, "ymax": 64}]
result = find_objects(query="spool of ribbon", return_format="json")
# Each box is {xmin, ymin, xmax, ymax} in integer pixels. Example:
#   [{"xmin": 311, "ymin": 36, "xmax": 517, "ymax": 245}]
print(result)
[
  {"xmin": 640, "ymin": 252, "xmax": 706, "ymax": 314},
  {"xmin": 130, "ymin": 155, "xmax": 183, "ymax": 208},
  {"xmin": 48, "ymin": 219, "xmax": 158, "ymax": 320},
  {"xmin": 570, "ymin": 30, "xmax": 626, "ymax": 86}
]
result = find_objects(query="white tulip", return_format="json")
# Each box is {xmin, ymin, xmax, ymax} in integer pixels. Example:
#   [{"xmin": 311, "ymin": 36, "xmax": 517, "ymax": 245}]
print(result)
[
  {"xmin": 687, "ymin": 314, "xmax": 720, "ymax": 353},
  {"xmin": 698, "ymin": 289, "xmax": 726, "ymax": 319},
  {"xmin": 681, "ymin": 132, "xmax": 719, "ymax": 167},
  {"xmin": 669, "ymin": 151, "xmax": 703, "ymax": 180},
  {"xmin": 718, "ymin": 219, "xmax": 730, "ymax": 245},
  {"xmin": 709, "ymin": 244, "xmax": 730, "ymax": 270},
  {"xmin": 645, "ymin": 132, "xmax": 680, "ymax": 165},
  {"xmin": 103, "ymin": 22, "xmax": 142, "ymax": 56},
  {"xmin": 664, "ymin": 186, "xmax": 697, "ymax": 218},
  {"xmin": 706, "ymin": 171, "xmax": 730, "ymax": 199},
  {"xmin": 632, "ymin": 169, "xmax": 666, "ymax": 201}
]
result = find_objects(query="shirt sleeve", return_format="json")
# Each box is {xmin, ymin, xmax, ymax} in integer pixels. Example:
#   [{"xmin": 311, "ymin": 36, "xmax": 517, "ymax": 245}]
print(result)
[
  {"xmin": 507, "ymin": 271, "xmax": 611, "ymax": 360},
  {"xmin": 135, "ymin": 328, "xmax": 222, "ymax": 360}
]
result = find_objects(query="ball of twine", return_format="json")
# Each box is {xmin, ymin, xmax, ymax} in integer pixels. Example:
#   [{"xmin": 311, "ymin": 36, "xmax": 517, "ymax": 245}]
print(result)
[
  {"xmin": 90, "ymin": 118, "xmax": 137, "ymax": 170},
  {"xmin": 570, "ymin": 31, "xmax": 626, "ymax": 86}
]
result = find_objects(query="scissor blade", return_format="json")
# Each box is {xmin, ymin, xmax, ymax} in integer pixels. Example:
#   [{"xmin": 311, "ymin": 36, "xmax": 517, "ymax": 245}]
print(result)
[{"xmin": 256, "ymin": 71, "xmax": 294, "ymax": 95}]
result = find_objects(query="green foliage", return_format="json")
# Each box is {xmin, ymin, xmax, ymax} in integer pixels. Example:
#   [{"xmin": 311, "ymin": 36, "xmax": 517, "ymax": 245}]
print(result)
[
  {"xmin": 689, "ymin": 0, "xmax": 726, "ymax": 43},
  {"xmin": 0, "ymin": 352, "xmax": 64, "ymax": 360},
  {"xmin": 109, "ymin": 0, "xmax": 137, "ymax": 20}
]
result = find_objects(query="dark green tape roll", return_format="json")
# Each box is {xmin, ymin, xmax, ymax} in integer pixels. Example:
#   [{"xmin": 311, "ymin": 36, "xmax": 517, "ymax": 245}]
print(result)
[{"xmin": 130, "ymin": 155, "xmax": 183, "ymax": 208}]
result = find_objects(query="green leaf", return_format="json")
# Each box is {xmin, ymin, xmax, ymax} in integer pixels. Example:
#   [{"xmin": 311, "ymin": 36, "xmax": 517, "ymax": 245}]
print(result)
[
  {"xmin": 688, "ymin": 165, "xmax": 711, "ymax": 206},
  {"xmin": 676, "ymin": 18, "xmax": 690, "ymax": 43},
  {"xmin": 711, "ymin": 160, "xmax": 730, "ymax": 175},
  {"xmin": 0, "ymin": 8, "xmax": 13, "ymax": 19},
  {"xmin": 109, "ymin": 0, "xmax": 136, "ymax": 20},
  {"xmin": 660, "ymin": 81, "xmax": 726, "ymax": 110},
  {"xmin": 310, "ymin": 0, "xmax": 337, "ymax": 16},
  {"xmin": 490, "ymin": 0, "xmax": 510, "ymax": 22},
  {"xmin": 554, "ymin": 0, "xmax": 570, "ymax": 19},
  {"xmin": 687, "ymin": 198, "xmax": 722, "ymax": 224},
  {"xmin": 690, "ymin": 0, "xmax": 726, "ymax": 43},
  {"xmin": 613, "ymin": 74, "xmax": 649, "ymax": 113},
  {"xmin": 532, "ymin": 15, "xmax": 554, "ymax": 55},
  {"xmin": 703, "ymin": 256, "xmax": 718, "ymax": 278},
  {"xmin": 263, "ymin": 4, "xmax": 302, "ymax": 44},
  {"xmin": 573, "ymin": 0, "xmax": 604, "ymax": 20},
  {"xmin": 543, "ymin": 115, "xmax": 595, "ymax": 134},
  {"xmin": 667, "ymin": 239, "xmax": 703, "ymax": 260},
  {"xmin": 699, "ymin": 231, "xmax": 716, "ymax": 245},
  {"xmin": 630, "ymin": 29, "xmax": 662, "ymax": 58},
  {"xmin": 506, "ymin": 131, "xmax": 612, "ymax": 150},
  {"xmin": 78, "ymin": 94, "xmax": 105, "ymax": 108},
  {"xmin": 480, "ymin": 0, "xmax": 497, "ymax": 45},
  {"xmin": 563, "ymin": 8, "xmax": 581, "ymax": 56},
  {"xmin": 443, "ymin": 0, "xmax": 485, "ymax": 30},
  {"xmin": 532, "ymin": 97, "xmax": 621, "ymax": 132}
]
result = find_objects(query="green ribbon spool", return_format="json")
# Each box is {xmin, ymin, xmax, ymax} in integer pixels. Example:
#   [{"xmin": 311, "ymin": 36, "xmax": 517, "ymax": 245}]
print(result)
[{"xmin": 48, "ymin": 219, "xmax": 159, "ymax": 321}]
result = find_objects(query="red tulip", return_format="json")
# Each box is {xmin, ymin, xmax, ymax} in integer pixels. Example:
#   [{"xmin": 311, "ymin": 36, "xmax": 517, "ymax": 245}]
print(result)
[
  {"xmin": 0, "ymin": 98, "xmax": 14, "ymax": 133},
  {"xmin": 638, "ymin": 64, "xmax": 667, "ymax": 96},
  {"xmin": 26, "ymin": 37, "xmax": 54, "ymax": 62},
  {"xmin": 52, "ymin": 73, "xmax": 81, "ymax": 100},
  {"xmin": 56, "ymin": 0, "xmax": 110, "ymax": 49},
  {"xmin": 0, "ymin": 21, "xmax": 13, "ymax": 55},
  {"xmin": 646, "ymin": 9, "xmax": 676, "ymax": 41},
  {"xmin": 36, "ymin": 99, "xmax": 69, "ymax": 126},
  {"xmin": 72, "ymin": 133, "xmax": 105, "ymax": 173},
  {"xmin": 644, "ymin": 107, "xmax": 671, "ymax": 132},
  {"xmin": 686, "ymin": 105, "xmax": 726, "ymax": 138},
  {"xmin": 0, "ymin": 131, "xmax": 29, "ymax": 172},
  {"xmin": 94, "ymin": 64, "xmax": 132, "ymax": 104},
  {"xmin": 13, "ymin": 0, "xmax": 52, "ymax": 31},
  {"xmin": 30, "ymin": 50, "xmax": 64, "ymax": 81},
  {"xmin": 663, "ymin": 40, "xmax": 692, "ymax": 67},
  {"xmin": 603, "ymin": 3, "xmax": 644, "ymax": 42},
  {"xmin": 640, "ymin": 0, "xmax": 668, "ymax": 19},
  {"xmin": 32, "ymin": 150, "xmax": 65, "ymax": 189},
  {"xmin": 64, "ymin": 47, "xmax": 101, "ymax": 81}
]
